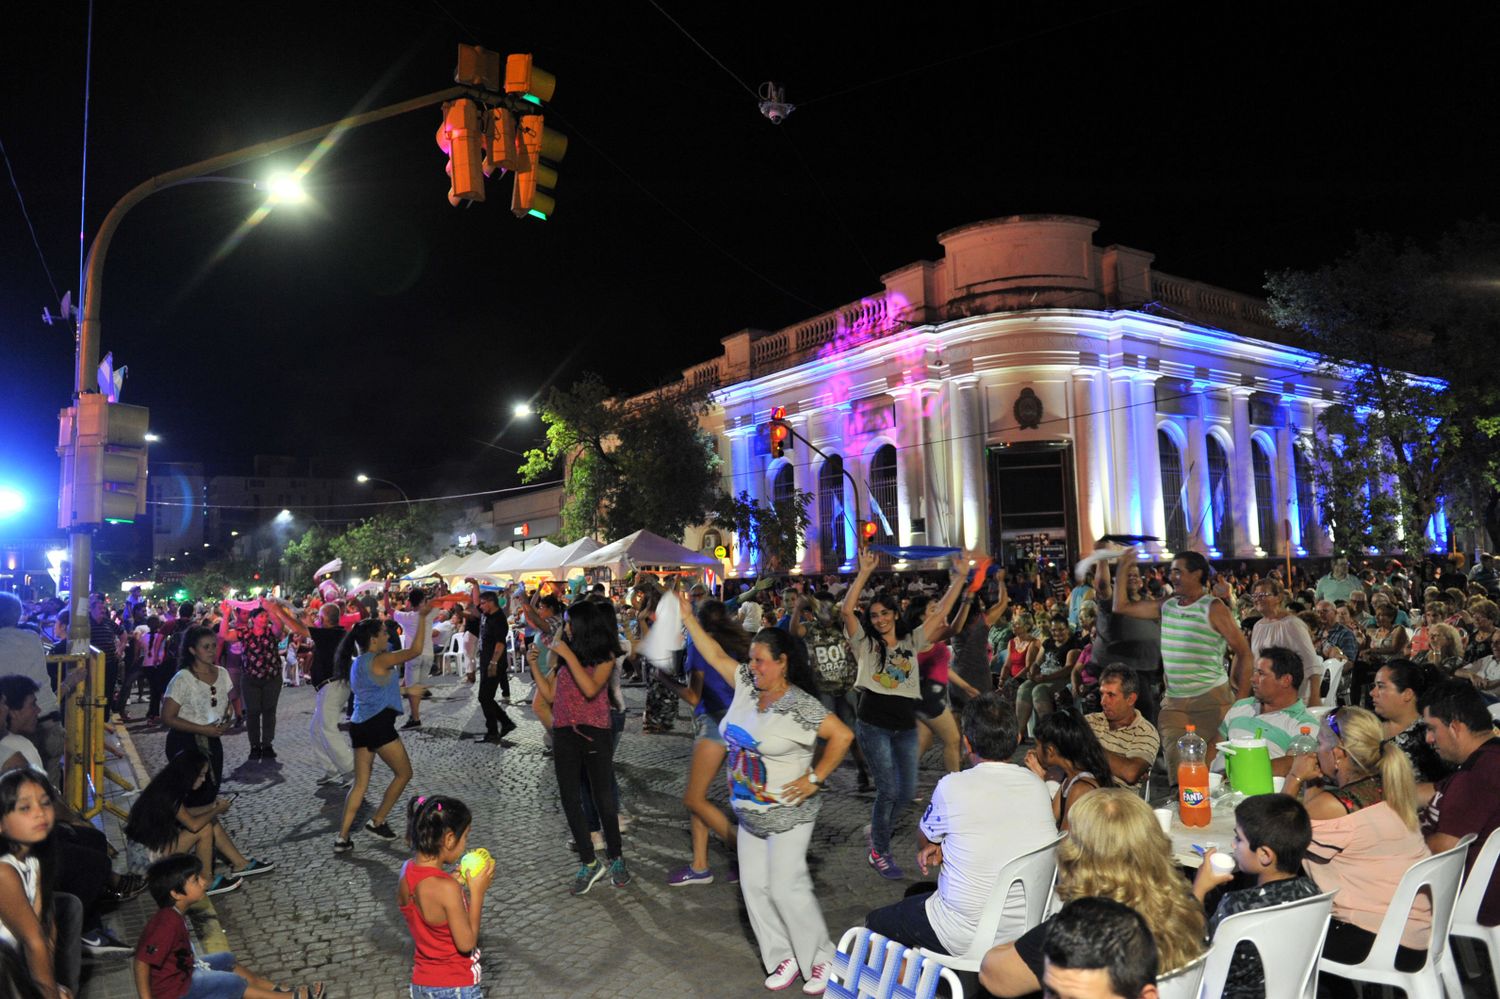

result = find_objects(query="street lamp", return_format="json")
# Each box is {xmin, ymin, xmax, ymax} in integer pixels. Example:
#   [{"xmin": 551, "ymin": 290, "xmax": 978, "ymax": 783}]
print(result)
[
  {"xmin": 512, "ymin": 402, "xmax": 534, "ymax": 419},
  {"xmin": 355, "ymin": 474, "xmax": 412, "ymax": 511},
  {"xmin": 0, "ymin": 487, "xmax": 25, "ymax": 519},
  {"xmin": 144, "ymin": 433, "xmax": 161, "ymax": 443}
]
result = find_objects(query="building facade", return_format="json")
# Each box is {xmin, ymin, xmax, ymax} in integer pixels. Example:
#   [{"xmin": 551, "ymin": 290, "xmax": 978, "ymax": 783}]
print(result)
[{"xmin": 681, "ymin": 215, "xmax": 1384, "ymax": 575}]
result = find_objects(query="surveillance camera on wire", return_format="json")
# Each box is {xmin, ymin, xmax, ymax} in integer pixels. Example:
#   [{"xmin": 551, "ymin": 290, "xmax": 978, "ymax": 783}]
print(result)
[{"xmin": 758, "ymin": 81, "xmax": 794, "ymax": 124}]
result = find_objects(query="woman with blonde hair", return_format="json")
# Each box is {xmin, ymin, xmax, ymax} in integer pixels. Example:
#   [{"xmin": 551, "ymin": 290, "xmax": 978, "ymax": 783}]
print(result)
[
  {"xmin": 1422, "ymin": 622, "xmax": 1466, "ymax": 676},
  {"xmin": 1284, "ymin": 706, "xmax": 1431, "ymax": 997},
  {"xmin": 978, "ymin": 789, "xmax": 1205, "ymax": 996}
]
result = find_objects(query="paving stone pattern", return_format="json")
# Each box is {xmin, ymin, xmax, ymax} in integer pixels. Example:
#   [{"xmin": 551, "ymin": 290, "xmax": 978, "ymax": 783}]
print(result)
[{"xmin": 80, "ymin": 675, "xmax": 960, "ymax": 999}]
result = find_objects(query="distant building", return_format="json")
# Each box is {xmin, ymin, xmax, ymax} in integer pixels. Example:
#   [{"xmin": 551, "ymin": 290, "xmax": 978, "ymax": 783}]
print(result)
[
  {"xmin": 676, "ymin": 214, "xmax": 1448, "ymax": 575},
  {"xmin": 487, "ymin": 483, "xmax": 563, "ymax": 551},
  {"xmin": 149, "ymin": 462, "xmax": 206, "ymax": 562}
]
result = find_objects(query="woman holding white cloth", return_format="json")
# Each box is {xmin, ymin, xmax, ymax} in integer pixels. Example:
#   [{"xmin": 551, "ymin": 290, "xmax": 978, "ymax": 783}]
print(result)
[{"xmin": 675, "ymin": 590, "xmax": 854, "ymax": 996}]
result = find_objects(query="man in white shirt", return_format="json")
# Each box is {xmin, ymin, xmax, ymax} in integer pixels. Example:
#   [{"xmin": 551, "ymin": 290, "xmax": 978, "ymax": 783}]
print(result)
[
  {"xmin": 0, "ymin": 675, "xmax": 46, "ymax": 772},
  {"xmin": 385, "ymin": 586, "xmax": 431, "ymax": 729},
  {"xmin": 864, "ymin": 692, "xmax": 1056, "ymax": 955}
]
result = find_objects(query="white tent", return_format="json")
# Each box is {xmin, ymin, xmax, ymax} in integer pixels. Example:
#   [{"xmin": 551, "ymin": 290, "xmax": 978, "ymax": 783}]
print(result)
[
  {"xmin": 572, "ymin": 529, "xmax": 721, "ymax": 572},
  {"xmin": 474, "ymin": 546, "xmax": 528, "ymax": 576},
  {"xmin": 513, "ymin": 541, "xmax": 565, "ymax": 574},
  {"xmin": 446, "ymin": 549, "xmax": 498, "ymax": 579},
  {"xmin": 403, "ymin": 554, "xmax": 457, "ymax": 580},
  {"xmin": 552, "ymin": 536, "xmax": 603, "ymax": 572}
]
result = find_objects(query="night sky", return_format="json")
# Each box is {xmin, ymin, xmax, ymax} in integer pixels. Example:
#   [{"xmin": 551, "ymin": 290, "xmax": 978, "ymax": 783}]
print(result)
[{"xmin": 3, "ymin": 2, "xmax": 1498, "ymax": 538}]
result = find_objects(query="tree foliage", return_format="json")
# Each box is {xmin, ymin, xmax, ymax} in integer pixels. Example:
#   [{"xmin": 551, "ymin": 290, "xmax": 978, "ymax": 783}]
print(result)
[
  {"xmin": 520, "ymin": 373, "xmax": 723, "ymax": 543},
  {"xmin": 282, "ymin": 524, "xmax": 336, "ymax": 587},
  {"xmin": 329, "ymin": 506, "xmax": 440, "ymax": 580},
  {"xmin": 1266, "ymin": 222, "xmax": 1500, "ymax": 554},
  {"xmin": 714, "ymin": 489, "xmax": 815, "ymax": 572}
]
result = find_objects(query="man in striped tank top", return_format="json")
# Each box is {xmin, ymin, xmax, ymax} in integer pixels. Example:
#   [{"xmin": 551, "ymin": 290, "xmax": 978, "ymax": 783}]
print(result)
[{"xmin": 1112, "ymin": 548, "xmax": 1252, "ymax": 774}]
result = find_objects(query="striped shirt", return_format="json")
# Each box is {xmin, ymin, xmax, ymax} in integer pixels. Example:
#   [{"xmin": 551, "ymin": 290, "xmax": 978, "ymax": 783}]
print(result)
[
  {"xmin": 1160, "ymin": 594, "xmax": 1228, "ymax": 697},
  {"xmin": 1213, "ymin": 697, "xmax": 1319, "ymax": 772}
]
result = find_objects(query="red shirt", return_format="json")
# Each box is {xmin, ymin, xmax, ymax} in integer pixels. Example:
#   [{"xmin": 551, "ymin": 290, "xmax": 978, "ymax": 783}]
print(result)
[
  {"xmin": 399, "ymin": 863, "xmax": 481, "ymax": 987},
  {"xmin": 134, "ymin": 906, "xmax": 194, "ymax": 999},
  {"xmin": 1422, "ymin": 737, "xmax": 1500, "ymax": 926}
]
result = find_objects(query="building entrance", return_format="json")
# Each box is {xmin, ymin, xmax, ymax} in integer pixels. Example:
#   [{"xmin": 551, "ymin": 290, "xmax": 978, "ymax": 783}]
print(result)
[{"xmin": 986, "ymin": 441, "xmax": 1078, "ymax": 571}]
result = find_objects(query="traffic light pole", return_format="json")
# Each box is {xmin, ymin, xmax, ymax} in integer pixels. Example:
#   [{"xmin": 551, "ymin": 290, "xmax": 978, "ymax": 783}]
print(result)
[
  {"xmin": 65, "ymin": 83, "xmax": 483, "ymax": 650},
  {"xmin": 775, "ymin": 422, "xmax": 866, "ymax": 546}
]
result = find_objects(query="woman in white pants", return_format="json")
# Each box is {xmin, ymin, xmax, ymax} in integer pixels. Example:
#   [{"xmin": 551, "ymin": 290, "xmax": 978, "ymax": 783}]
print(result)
[
  {"xmin": 675, "ymin": 591, "xmax": 854, "ymax": 996},
  {"xmin": 305, "ymin": 603, "xmax": 354, "ymax": 782}
]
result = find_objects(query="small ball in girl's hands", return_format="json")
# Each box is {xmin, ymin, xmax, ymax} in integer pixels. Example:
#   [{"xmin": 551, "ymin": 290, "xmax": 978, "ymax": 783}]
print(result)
[{"xmin": 457, "ymin": 848, "xmax": 493, "ymax": 884}]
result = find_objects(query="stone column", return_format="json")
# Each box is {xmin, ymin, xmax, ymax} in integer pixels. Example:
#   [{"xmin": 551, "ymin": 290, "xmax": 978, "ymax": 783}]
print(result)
[
  {"xmin": 1305, "ymin": 400, "xmax": 1333, "ymax": 555},
  {"xmin": 892, "ymin": 385, "xmax": 931, "ymax": 546},
  {"xmin": 951, "ymin": 376, "xmax": 987, "ymax": 552},
  {"xmin": 788, "ymin": 416, "xmax": 818, "ymax": 574},
  {"xmin": 1275, "ymin": 417, "xmax": 1296, "ymax": 556},
  {"xmin": 1132, "ymin": 373, "xmax": 1166, "ymax": 555},
  {"xmin": 1107, "ymin": 371, "xmax": 1139, "ymax": 536},
  {"xmin": 1185, "ymin": 392, "xmax": 1211, "ymax": 554},
  {"xmin": 1071, "ymin": 368, "xmax": 1110, "ymax": 551},
  {"xmin": 726, "ymin": 427, "xmax": 758, "ymax": 574},
  {"xmin": 924, "ymin": 385, "xmax": 955, "ymax": 547},
  {"xmin": 1229, "ymin": 386, "xmax": 1259, "ymax": 557}
]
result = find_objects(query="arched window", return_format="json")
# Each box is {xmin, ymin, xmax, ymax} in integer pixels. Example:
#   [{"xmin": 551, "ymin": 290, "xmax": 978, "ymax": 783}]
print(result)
[
  {"xmin": 869, "ymin": 445, "xmax": 898, "ymax": 545},
  {"xmin": 1294, "ymin": 445, "xmax": 1317, "ymax": 546},
  {"xmin": 1206, "ymin": 435, "xmax": 1233, "ymax": 554},
  {"xmin": 772, "ymin": 464, "xmax": 795, "ymax": 507},
  {"xmin": 1252, "ymin": 439, "xmax": 1277, "ymax": 553},
  {"xmin": 1157, "ymin": 430, "xmax": 1188, "ymax": 553},
  {"xmin": 818, "ymin": 457, "xmax": 846, "ymax": 571}
]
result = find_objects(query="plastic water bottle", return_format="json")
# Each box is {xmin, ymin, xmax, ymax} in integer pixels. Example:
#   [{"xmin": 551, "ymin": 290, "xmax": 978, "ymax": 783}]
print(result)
[
  {"xmin": 1288, "ymin": 725, "xmax": 1318, "ymax": 759},
  {"xmin": 1177, "ymin": 725, "xmax": 1211, "ymax": 827}
]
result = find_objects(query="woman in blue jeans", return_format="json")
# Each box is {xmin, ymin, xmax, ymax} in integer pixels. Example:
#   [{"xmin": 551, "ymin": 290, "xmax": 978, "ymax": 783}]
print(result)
[{"xmin": 842, "ymin": 550, "xmax": 966, "ymax": 878}]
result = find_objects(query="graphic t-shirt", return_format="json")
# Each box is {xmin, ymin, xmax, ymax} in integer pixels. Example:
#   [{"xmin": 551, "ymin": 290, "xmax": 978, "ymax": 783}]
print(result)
[
  {"xmin": 719, "ymin": 663, "xmax": 828, "ymax": 837},
  {"xmin": 850, "ymin": 623, "xmax": 929, "ymax": 730}
]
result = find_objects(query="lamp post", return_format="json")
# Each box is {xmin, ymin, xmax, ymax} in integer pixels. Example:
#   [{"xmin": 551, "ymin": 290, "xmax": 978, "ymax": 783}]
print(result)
[{"xmin": 356, "ymin": 474, "xmax": 412, "ymax": 511}]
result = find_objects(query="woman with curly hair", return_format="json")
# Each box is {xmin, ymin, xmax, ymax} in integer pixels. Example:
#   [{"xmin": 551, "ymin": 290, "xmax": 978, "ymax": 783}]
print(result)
[{"xmin": 979, "ymin": 789, "xmax": 1205, "ymax": 996}]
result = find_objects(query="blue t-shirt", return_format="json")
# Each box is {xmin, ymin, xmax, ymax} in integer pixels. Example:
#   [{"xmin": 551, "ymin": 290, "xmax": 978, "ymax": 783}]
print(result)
[
  {"xmin": 350, "ymin": 651, "xmax": 403, "ymax": 723},
  {"xmin": 685, "ymin": 639, "xmax": 734, "ymax": 719}
]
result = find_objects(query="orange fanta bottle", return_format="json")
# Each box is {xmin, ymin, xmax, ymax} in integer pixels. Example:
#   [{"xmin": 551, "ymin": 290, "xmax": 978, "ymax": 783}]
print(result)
[{"xmin": 1177, "ymin": 724, "xmax": 1211, "ymax": 828}]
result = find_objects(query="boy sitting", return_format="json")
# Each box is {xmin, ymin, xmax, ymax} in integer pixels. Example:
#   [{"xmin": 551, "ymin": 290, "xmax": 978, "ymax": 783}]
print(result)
[
  {"xmin": 133, "ymin": 854, "xmax": 325, "ymax": 999},
  {"xmin": 1192, "ymin": 794, "xmax": 1319, "ymax": 999}
]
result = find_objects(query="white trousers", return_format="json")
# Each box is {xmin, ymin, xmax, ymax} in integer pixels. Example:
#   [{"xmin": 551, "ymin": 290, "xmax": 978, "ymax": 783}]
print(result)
[
  {"xmin": 310, "ymin": 680, "xmax": 354, "ymax": 777},
  {"xmin": 737, "ymin": 818, "xmax": 833, "ymax": 977}
]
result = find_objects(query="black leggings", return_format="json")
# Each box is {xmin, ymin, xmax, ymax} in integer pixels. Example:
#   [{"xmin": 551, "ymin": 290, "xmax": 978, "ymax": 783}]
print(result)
[{"xmin": 552, "ymin": 724, "xmax": 620, "ymax": 865}]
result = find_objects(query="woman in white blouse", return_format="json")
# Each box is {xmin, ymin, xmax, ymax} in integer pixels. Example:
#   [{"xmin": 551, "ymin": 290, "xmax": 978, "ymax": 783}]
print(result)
[{"xmin": 676, "ymin": 590, "xmax": 854, "ymax": 997}]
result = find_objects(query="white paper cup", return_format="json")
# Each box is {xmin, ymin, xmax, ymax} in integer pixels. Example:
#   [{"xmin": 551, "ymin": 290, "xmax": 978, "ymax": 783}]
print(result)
[
  {"xmin": 1208, "ymin": 772, "xmax": 1224, "ymax": 794},
  {"xmin": 1153, "ymin": 808, "xmax": 1173, "ymax": 834},
  {"xmin": 1209, "ymin": 852, "xmax": 1236, "ymax": 876},
  {"xmin": 1273, "ymin": 777, "xmax": 1286, "ymax": 793}
]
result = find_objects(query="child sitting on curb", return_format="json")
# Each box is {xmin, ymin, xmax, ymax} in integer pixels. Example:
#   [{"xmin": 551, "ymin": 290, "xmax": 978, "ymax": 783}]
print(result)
[{"xmin": 132, "ymin": 854, "xmax": 325, "ymax": 999}]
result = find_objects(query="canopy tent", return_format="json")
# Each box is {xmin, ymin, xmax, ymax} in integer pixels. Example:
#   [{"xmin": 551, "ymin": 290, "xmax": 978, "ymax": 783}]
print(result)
[
  {"xmin": 513, "ymin": 541, "xmax": 565, "ymax": 573},
  {"xmin": 473, "ymin": 546, "xmax": 527, "ymax": 576},
  {"xmin": 552, "ymin": 536, "xmax": 602, "ymax": 572},
  {"xmin": 446, "ymin": 549, "xmax": 499, "ymax": 579},
  {"xmin": 313, "ymin": 557, "xmax": 343, "ymax": 580},
  {"xmin": 402, "ymin": 553, "xmax": 462, "ymax": 580},
  {"xmin": 572, "ymin": 530, "xmax": 721, "ymax": 573}
]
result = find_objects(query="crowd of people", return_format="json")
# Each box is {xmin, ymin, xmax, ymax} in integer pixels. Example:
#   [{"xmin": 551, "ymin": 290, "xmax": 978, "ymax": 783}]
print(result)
[{"xmin": 0, "ymin": 542, "xmax": 1497, "ymax": 997}]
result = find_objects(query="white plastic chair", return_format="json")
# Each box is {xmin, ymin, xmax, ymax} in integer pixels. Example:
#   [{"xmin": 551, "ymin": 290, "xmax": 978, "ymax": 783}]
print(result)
[
  {"xmin": 1488, "ymin": 701, "xmax": 1500, "ymax": 724},
  {"xmin": 830, "ymin": 927, "xmax": 901, "ymax": 999},
  {"xmin": 1318, "ymin": 833, "xmax": 1476, "ymax": 999},
  {"xmin": 1155, "ymin": 951, "xmax": 1208, "ymax": 999},
  {"xmin": 918, "ymin": 833, "xmax": 1066, "ymax": 974},
  {"xmin": 440, "ymin": 632, "xmax": 465, "ymax": 675},
  {"xmin": 887, "ymin": 948, "xmax": 965, "ymax": 999},
  {"xmin": 1196, "ymin": 890, "xmax": 1336, "ymax": 999},
  {"xmin": 1320, "ymin": 657, "xmax": 1344, "ymax": 705},
  {"xmin": 1444, "ymin": 825, "xmax": 1500, "ymax": 994}
]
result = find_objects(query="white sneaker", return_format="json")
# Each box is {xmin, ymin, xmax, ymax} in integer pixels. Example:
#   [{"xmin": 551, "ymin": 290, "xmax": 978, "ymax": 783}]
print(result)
[
  {"xmin": 802, "ymin": 963, "xmax": 829, "ymax": 996},
  {"xmin": 765, "ymin": 958, "xmax": 799, "ymax": 991}
]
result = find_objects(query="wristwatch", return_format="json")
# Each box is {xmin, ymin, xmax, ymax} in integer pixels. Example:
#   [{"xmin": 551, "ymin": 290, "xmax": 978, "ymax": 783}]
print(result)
[{"xmin": 807, "ymin": 772, "xmax": 821, "ymax": 786}]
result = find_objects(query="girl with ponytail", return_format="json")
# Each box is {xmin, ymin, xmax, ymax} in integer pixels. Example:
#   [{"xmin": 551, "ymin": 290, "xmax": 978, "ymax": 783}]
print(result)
[{"xmin": 1284, "ymin": 706, "xmax": 1433, "ymax": 996}]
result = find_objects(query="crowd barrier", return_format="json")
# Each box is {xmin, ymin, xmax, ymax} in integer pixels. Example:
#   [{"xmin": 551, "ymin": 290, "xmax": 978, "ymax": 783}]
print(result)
[{"xmin": 46, "ymin": 648, "xmax": 135, "ymax": 818}]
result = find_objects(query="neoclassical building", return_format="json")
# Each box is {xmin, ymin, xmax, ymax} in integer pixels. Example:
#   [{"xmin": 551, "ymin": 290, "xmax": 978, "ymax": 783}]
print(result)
[{"xmin": 677, "ymin": 214, "xmax": 1432, "ymax": 575}]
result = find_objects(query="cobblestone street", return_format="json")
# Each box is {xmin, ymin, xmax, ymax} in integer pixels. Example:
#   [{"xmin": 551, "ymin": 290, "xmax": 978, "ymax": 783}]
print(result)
[{"xmin": 92, "ymin": 674, "xmax": 951, "ymax": 999}]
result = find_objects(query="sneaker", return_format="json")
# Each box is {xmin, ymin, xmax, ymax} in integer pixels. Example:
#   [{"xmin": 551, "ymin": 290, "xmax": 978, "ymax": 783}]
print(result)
[
  {"xmin": 80, "ymin": 927, "xmax": 132, "ymax": 956},
  {"xmin": 205, "ymin": 874, "xmax": 243, "ymax": 896},
  {"xmin": 315, "ymin": 772, "xmax": 343, "ymax": 786},
  {"xmin": 401, "ymin": 718, "xmax": 422, "ymax": 730},
  {"xmin": 231, "ymin": 858, "xmax": 275, "ymax": 878},
  {"xmin": 868, "ymin": 849, "xmax": 904, "ymax": 880},
  {"xmin": 802, "ymin": 963, "xmax": 829, "ymax": 995},
  {"xmin": 764, "ymin": 958, "xmax": 800, "ymax": 991},
  {"xmin": 261, "ymin": 744, "xmax": 277, "ymax": 760},
  {"xmin": 248, "ymin": 745, "xmax": 263, "ymax": 761},
  {"xmin": 728, "ymin": 862, "xmax": 740, "ymax": 886},
  {"xmin": 332, "ymin": 837, "xmax": 353, "ymax": 854},
  {"xmin": 570, "ymin": 859, "xmax": 606, "ymax": 896},
  {"xmin": 365, "ymin": 820, "xmax": 397, "ymax": 840},
  {"xmin": 475, "ymin": 733, "xmax": 504, "ymax": 744},
  {"xmin": 609, "ymin": 858, "xmax": 631, "ymax": 888},
  {"xmin": 666, "ymin": 864, "xmax": 714, "ymax": 887},
  {"xmin": 107, "ymin": 872, "xmax": 147, "ymax": 901}
]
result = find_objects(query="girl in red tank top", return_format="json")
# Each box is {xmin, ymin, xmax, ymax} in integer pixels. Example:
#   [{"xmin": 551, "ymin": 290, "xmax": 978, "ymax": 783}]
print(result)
[{"xmin": 398, "ymin": 795, "xmax": 493, "ymax": 997}]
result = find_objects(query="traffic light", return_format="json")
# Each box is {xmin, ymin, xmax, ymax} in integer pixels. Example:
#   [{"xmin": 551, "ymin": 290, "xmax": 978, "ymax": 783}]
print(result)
[
  {"xmin": 861, "ymin": 520, "xmax": 879, "ymax": 542},
  {"xmin": 768, "ymin": 406, "xmax": 790, "ymax": 459},
  {"xmin": 510, "ymin": 114, "xmax": 566, "ymax": 220},
  {"xmin": 59, "ymin": 394, "xmax": 149, "ymax": 527},
  {"xmin": 454, "ymin": 44, "xmax": 501, "ymax": 91},
  {"xmin": 435, "ymin": 99, "xmax": 487, "ymax": 206},
  {"xmin": 504, "ymin": 53, "xmax": 556, "ymax": 106}
]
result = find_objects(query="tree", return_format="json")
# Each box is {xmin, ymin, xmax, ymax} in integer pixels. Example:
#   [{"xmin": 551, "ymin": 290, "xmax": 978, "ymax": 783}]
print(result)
[
  {"xmin": 714, "ymin": 489, "xmax": 814, "ymax": 572},
  {"xmin": 181, "ymin": 557, "xmax": 258, "ymax": 600},
  {"xmin": 520, "ymin": 373, "xmax": 723, "ymax": 542},
  {"xmin": 330, "ymin": 506, "xmax": 440, "ymax": 581},
  {"xmin": 282, "ymin": 524, "xmax": 336, "ymax": 587},
  {"xmin": 1266, "ymin": 222, "xmax": 1500, "ymax": 556}
]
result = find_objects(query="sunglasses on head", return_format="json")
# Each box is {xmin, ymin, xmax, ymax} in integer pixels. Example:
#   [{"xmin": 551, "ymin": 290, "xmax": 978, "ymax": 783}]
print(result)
[{"xmin": 1326, "ymin": 710, "xmax": 1342, "ymax": 742}]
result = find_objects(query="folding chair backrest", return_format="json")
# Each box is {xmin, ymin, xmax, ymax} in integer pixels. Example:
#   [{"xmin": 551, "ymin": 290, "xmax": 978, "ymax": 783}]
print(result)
[
  {"xmin": 830, "ymin": 927, "xmax": 900, "ymax": 999},
  {"xmin": 1453, "ymin": 826, "xmax": 1500, "ymax": 928},
  {"xmin": 1197, "ymin": 890, "xmax": 1335, "ymax": 999},
  {"xmin": 958, "ymin": 833, "xmax": 1066, "ymax": 962},
  {"xmin": 1362, "ymin": 834, "xmax": 1475, "ymax": 973},
  {"xmin": 1154, "ymin": 951, "xmax": 1208, "ymax": 999}
]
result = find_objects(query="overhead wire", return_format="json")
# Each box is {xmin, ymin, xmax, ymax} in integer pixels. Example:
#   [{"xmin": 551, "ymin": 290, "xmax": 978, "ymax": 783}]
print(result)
[
  {"xmin": 0, "ymin": 134, "xmax": 62, "ymax": 306},
  {"xmin": 148, "ymin": 478, "xmax": 564, "ymax": 511}
]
